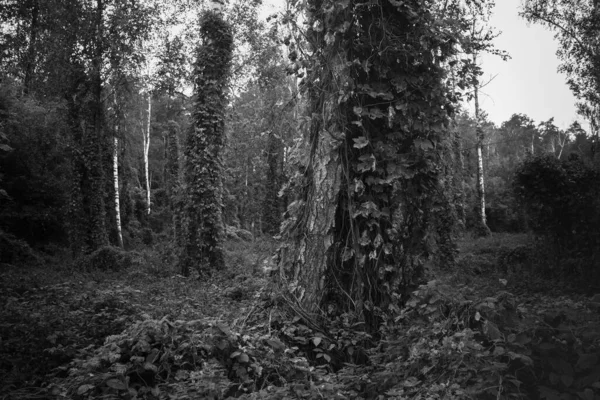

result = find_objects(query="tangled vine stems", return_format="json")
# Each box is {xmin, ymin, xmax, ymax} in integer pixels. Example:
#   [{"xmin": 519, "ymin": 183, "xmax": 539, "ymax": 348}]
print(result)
[
  {"xmin": 278, "ymin": 0, "xmax": 465, "ymax": 329},
  {"xmin": 180, "ymin": 11, "xmax": 233, "ymax": 276}
]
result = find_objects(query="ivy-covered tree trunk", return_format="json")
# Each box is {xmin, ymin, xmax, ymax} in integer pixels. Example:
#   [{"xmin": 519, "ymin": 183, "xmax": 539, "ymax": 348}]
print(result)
[
  {"xmin": 263, "ymin": 127, "xmax": 283, "ymax": 235},
  {"xmin": 278, "ymin": 0, "xmax": 458, "ymax": 328},
  {"xmin": 180, "ymin": 10, "xmax": 233, "ymax": 275},
  {"xmin": 165, "ymin": 120, "xmax": 182, "ymax": 245},
  {"xmin": 86, "ymin": 0, "xmax": 109, "ymax": 250},
  {"xmin": 67, "ymin": 0, "xmax": 109, "ymax": 255}
]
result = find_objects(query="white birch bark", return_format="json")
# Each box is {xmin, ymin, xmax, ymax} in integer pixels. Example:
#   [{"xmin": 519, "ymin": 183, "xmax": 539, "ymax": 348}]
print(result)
[
  {"xmin": 473, "ymin": 52, "xmax": 490, "ymax": 235},
  {"xmin": 113, "ymin": 136, "xmax": 124, "ymax": 248},
  {"xmin": 144, "ymin": 92, "xmax": 151, "ymax": 215}
]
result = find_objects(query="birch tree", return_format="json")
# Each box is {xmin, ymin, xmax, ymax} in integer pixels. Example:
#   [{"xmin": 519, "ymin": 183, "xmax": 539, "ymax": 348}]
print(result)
[
  {"xmin": 113, "ymin": 136, "xmax": 124, "ymax": 247},
  {"xmin": 464, "ymin": 2, "xmax": 509, "ymax": 237}
]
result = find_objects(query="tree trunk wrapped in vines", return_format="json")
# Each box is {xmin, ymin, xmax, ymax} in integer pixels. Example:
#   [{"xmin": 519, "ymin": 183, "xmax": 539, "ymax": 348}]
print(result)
[
  {"xmin": 180, "ymin": 10, "xmax": 233, "ymax": 275},
  {"xmin": 278, "ymin": 0, "xmax": 460, "ymax": 329},
  {"xmin": 165, "ymin": 120, "xmax": 182, "ymax": 245}
]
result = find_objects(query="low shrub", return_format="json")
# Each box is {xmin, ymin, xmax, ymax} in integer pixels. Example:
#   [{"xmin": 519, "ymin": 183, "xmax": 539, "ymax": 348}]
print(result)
[
  {"xmin": 514, "ymin": 154, "xmax": 600, "ymax": 281},
  {"xmin": 75, "ymin": 246, "xmax": 143, "ymax": 272}
]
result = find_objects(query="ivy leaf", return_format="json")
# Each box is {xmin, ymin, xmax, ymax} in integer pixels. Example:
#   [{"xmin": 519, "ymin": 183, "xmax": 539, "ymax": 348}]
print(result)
[
  {"xmin": 342, "ymin": 247, "xmax": 355, "ymax": 261},
  {"xmin": 106, "ymin": 379, "xmax": 127, "ymax": 391},
  {"xmin": 538, "ymin": 386, "xmax": 560, "ymax": 400},
  {"xmin": 576, "ymin": 354, "xmax": 598, "ymax": 371},
  {"xmin": 353, "ymin": 136, "xmax": 369, "ymax": 149},
  {"xmin": 337, "ymin": 21, "xmax": 351, "ymax": 33},
  {"xmin": 77, "ymin": 385, "xmax": 94, "ymax": 395},
  {"xmin": 368, "ymin": 107, "xmax": 385, "ymax": 119},
  {"xmin": 337, "ymin": 0, "xmax": 350, "ymax": 9},
  {"xmin": 359, "ymin": 230, "xmax": 370, "ymax": 246},
  {"xmin": 266, "ymin": 338, "xmax": 285, "ymax": 351},
  {"xmin": 578, "ymin": 389, "xmax": 594, "ymax": 400},
  {"xmin": 357, "ymin": 154, "xmax": 376, "ymax": 172},
  {"xmin": 414, "ymin": 139, "xmax": 433, "ymax": 150},
  {"xmin": 483, "ymin": 320, "xmax": 502, "ymax": 341},
  {"xmin": 560, "ymin": 374, "xmax": 573, "ymax": 388}
]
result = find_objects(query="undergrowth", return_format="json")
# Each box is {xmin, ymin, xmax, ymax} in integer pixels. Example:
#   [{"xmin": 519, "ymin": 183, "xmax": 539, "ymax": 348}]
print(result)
[{"xmin": 1, "ymin": 234, "xmax": 599, "ymax": 399}]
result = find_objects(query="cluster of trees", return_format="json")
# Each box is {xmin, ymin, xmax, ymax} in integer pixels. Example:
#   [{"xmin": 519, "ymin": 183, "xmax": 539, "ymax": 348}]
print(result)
[
  {"xmin": 457, "ymin": 112, "xmax": 594, "ymax": 232},
  {"xmin": 0, "ymin": 0, "xmax": 292, "ymax": 255},
  {"xmin": 1, "ymin": 0, "xmax": 600, "ymax": 328}
]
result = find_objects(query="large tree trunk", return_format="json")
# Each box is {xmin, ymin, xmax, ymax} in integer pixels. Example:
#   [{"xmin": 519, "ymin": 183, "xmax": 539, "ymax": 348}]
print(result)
[
  {"xmin": 278, "ymin": 130, "xmax": 342, "ymax": 315},
  {"xmin": 278, "ymin": 0, "xmax": 456, "ymax": 328}
]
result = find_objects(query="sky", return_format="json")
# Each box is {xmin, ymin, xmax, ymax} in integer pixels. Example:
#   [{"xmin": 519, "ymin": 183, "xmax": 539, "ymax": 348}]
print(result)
[
  {"xmin": 259, "ymin": 0, "xmax": 584, "ymax": 131},
  {"xmin": 472, "ymin": 0, "xmax": 582, "ymax": 130}
]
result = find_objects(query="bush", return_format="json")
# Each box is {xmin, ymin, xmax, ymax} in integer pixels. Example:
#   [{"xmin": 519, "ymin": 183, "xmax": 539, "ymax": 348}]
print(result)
[
  {"xmin": 0, "ymin": 229, "xmax": 41, "ymax": 266},
  {"xmin": 75, "ymin": 246, "xmax": 142, "ymax": 272},
  {"xmin": 513, "ymin": 153, "xmax": 600, "ymax": 280}
]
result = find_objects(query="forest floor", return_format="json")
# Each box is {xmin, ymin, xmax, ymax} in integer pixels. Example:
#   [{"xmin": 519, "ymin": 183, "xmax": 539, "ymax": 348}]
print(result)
[{"xmin": 0, "ymin": 233, "xmax": 599, "ymax": 399}]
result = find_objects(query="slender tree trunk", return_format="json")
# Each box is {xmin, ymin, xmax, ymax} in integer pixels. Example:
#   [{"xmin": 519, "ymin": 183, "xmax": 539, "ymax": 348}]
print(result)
[
  {"xmin": 455, "ymin": 129, "xmax": 466, "ymax": 229},
  {"xmin": 473, "ymin": 53, "xmax": 491, "ymax": 237},
  {"xmin": 144, "ymin": 92, "xmax": 151, "ymax": 215},
  {"xmin": 23, "ymin": 0, "xmax": 39, "ymax": 95},
  {"xmin": 557, "ymin": 133, "xmax": 566, "ymax": 159},
  {"xmin": 113, "ymin": 136, "xmax": 124, "ymax": 248},
  {"xmin": 87, "ymin": 0, "xmax": 108, "ymax": 250}
]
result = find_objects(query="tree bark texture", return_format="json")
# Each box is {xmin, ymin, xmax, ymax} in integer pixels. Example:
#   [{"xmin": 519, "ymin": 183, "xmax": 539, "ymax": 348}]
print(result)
[{"xmin": 278, "ymin": 0, "xmax": 455, "ymax": 327}]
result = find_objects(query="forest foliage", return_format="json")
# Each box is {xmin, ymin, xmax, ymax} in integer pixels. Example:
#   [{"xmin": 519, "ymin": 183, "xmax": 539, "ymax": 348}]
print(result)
[{"xmin": 1, "ymin": 0, "xmax": 600, "ymax": 399}]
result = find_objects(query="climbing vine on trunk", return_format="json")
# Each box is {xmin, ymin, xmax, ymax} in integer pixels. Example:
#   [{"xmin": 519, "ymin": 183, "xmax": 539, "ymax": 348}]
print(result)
[
  {"xmin": 278, "ymin": 0, "xmax": 468, "ymax": 329},
  {"xmin": 165, "ymin": 121, "xmax": 182, "ymax": 245},
  {"xmin": 180, "ymin": 11, "xmax": 233, "ymax": 275}
]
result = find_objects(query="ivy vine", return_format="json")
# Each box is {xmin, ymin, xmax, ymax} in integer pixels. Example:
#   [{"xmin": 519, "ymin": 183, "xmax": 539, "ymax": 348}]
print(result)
[{"xmin": 180, "ymin": 11, "xmax": 234, "ymax": 275}]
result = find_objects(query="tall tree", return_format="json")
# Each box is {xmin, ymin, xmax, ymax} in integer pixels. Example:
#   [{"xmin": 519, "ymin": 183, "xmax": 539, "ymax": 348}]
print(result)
[
  {"xmin": 278, "ymin": 0, "xmax": 471, "ymax": 328},
  {"xmin": 464, "ymin": 2, "xmax": 509, "ymax": 236},
  {"xmin": 180, "ymin": 8, "xmax": 234, "ymax": 275},
  {"xmin": 165, "ymin": 121, "xmax": 182, "ymax": 244},
  {"xmin": 522, "ymin": 0, "xmax": 600, "ymax": 148}
]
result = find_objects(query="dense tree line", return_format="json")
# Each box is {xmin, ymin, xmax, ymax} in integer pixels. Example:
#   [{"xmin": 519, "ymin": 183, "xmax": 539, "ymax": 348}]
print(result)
[{"xmin": 1, "ymin": 0, "xmax": 600, "ymax": 322}]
